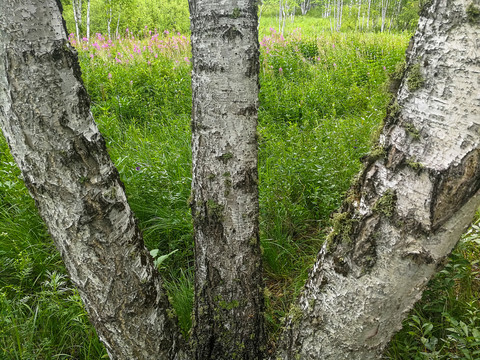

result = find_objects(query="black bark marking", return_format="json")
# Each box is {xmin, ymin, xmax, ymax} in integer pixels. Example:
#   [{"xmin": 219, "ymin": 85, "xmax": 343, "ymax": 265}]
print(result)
[
  {"xmin": 222, "ymin": 26, "xmax": 243, "ymax": 42},
  {"xmin": 233, "ymin": 167, "xmax": 258, "ymax": 193},
  {"xmin": 352, "ymin": 217, "xmax": 380, "ymax": 273},
  {"xmin": 431, "ymin": 149, "xmax": 480, "ymax": 230},
  {"xmin": 333, "ymin": 256, "xmax": 350, "ymax": 276}
]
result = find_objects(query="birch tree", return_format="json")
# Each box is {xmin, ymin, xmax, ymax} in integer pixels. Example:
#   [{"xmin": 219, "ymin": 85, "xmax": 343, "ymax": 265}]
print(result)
[
  {"xmin": 188, "ymin": 0, "xmax": 265, "ymax": 358},
  {"xmin": 72, "ymin": 0, "xmax": 83, "ymax": 41},
  {"xmin": 275, "ymin": 0, "xmax": 480, "ymax": 357},
  {"xmin": 0, "ymin": 1, "xmax": 183, "ymax": 359},
  {"xmin": 86, "ymin": 0, "xmax": 91, "ymax": 39},
  {"xmin": 300, "ymin": 0, "xmax": 312, "ymax": 15},
  {"xmin": 1, "ymin": 0, "xmax": 480, "ymax": 360},
  {"xmin": 381, "ymin": 0, "xmax": 390, "ymax": 31}
]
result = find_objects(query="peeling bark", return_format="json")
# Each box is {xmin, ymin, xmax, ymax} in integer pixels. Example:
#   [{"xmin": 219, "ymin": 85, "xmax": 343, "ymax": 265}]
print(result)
[
  {"xmin": 188, "ymin": 0, "xmax": 265, "ymax": 359},
  {"xmin": 274, "ymin": 0, "xmax": 480, "ymax": 358},
  {"xmin": 0, "ymin": 1, "xmax": 184, "ymax": 359}
]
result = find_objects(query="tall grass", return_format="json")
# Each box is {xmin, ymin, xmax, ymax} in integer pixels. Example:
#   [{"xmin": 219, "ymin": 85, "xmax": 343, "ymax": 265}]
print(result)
[{"xmin": 1, "ymin": 20, "xmax": 478, "ymax": 359}]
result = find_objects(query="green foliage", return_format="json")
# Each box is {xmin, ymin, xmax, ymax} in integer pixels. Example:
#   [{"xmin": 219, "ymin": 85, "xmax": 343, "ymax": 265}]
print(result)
[{"xmin": 61, "ymin": 0, "xmax": 190, "ymax": 38}]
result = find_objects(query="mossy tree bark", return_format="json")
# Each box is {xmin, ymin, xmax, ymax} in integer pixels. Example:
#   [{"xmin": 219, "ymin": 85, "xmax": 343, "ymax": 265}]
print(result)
[
  {"xmin": 274, "ymin": 0, "xmax": 480, "ymax": 358},
  {"xmin": 0, "ymin": 1, "xmax": 184, "ymax": 359},
  {"xmin": 188, "ymin": 0, "xmax": 265, "ymax": 359}
]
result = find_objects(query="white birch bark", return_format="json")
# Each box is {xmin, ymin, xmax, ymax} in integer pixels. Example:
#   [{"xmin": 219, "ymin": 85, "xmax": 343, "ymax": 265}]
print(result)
[
  {"xmin": 381, "ymin": 0, "xmax": 389, "ymax": 32},
  {"xmin": 86, "ymin": 0, "xmax": 90, "ymax": 40},
  {"xmin": 72, "ymin": 0, "xmax": 82, "ymax": 41},
  {"xmin": 335, "ymin": 0, "xmax": 343, "ymax": 31},
  {"xmin": 0, "ymin": 1, "xmax": 184, "ymax": 359},
  {"xmin": 366, "ymin": 0, "xmax": 372, "ymax": 28},
  {"xmin": 356, "ymin": 0, "xmax": 362, "ymax": 31},
  {"xmin": 188, "ymin": 0, "xmax": 265, "ymax": 358},
  {"xmin": 107, "ymin": 0, "xmax": 113, "ymax": 40},
  {"xmin": 274, "ymin": 0, "xmax": 480, "ymax": 358},
  {"xmin": 115, "ymin": 11, "xmax": 121, "ymax": 39}
]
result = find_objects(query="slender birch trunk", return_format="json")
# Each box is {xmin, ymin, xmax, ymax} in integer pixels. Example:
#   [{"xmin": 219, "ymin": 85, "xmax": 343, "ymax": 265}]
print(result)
[
  {"xmin": 0, "ymin": 1, "xmax": 184, "ymax": 359},
  {"xmin": 274, "ymin": 0, "xmax": 480, "ymax": 357},
  {"xmin": 336, "ymin": 0, "xmax": 343, "ymax": 31},
  {"xmin": 116, "ymin": 11, "xmax": 122, "ymax": 39},
  {"xmin": 279, "ymin": 0, "xmax": 283, "ymax": 32},
  {"xmin": 188, "ymin": 0, "xmax": 265, "ymax": 358},
  {"xmin": 72, "ymin": 0, "xmax": 82, "ymax": 41},
  {"xmin": 381, "ymin": 0, "xmax": 389, "ymax": 32},
  {"xmin": 106, "ymin": 0, "xmax": 113, "ymax": 40},
  {"xmin": 356, "ymin": 0, "xmax": 362, "ymax": 30},
  {"xmin": 86, "ymin": 0, "xmax": 90, "ymax": 40},
  {"xmin": 366, "ymin": 0, "xmax": 372, "ymax": 29}
]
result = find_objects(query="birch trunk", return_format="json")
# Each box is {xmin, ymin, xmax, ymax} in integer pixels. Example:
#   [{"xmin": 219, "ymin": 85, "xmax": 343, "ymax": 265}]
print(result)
[
  {"xmin": 366, "ymin": 0, "xmax": 372, "ymax": 29},
  {"xmin": 356, "ymin": 0, "xmax": 362, "ymax": 31},
  {"xmin": 86, "ymin": 0, "xmax": 90, "ymax": 40},
  {"xmin": 72, "ymin": 0, "xmax": 82, "ymax": 41},
  {"xmin": 274, "ymin": 0, "xmax": 480, "ymax": 358},
  {"xmin": 381, "ymin": 0, "xmax": 389, "ymax": 32},
  {"xmin": 0, "ymin": 1, "xmax": 184, "ymax": 359},
  {"xmin": 188, "ymin": 0, "xmax": 265, "ymax": 359},
  {"xmin": 107, "ymin": 0, "xmax": 113, "ymax": 40},
  {"xmin": 335, "ymin": 0, "xmax": 343, "ymax": 31},
  {"xmin": 116, "ymin": 11, "xmax": 121, "ymax": 39}
]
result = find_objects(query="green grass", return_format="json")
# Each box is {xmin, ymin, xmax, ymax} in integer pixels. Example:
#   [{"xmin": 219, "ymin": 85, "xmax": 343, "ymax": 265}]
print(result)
[{"xmin": 1, "ymin": 17, "xmax": 478, "ymax": 359}]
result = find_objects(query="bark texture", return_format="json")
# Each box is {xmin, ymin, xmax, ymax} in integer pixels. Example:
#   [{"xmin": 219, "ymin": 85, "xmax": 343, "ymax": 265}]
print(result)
[
  {"xmin": 188, "ymin": 0, "xmax": 265, "ymax": 358},
  {"xmin": 0, "ymin": 1, "xmax": 183, "ymax": 359},
  {"xmin": 275, "ymin": 0, "xmax": 480, "ymax": 358}
]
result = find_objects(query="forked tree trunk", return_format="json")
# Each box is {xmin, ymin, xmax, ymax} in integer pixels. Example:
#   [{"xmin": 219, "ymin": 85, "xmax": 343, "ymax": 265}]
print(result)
[
  {"xmin": 188, "ymin": 0, "xmax": 265, "ymax": 358},
  {"xmin": 0, "ymin": 1, "xmax": 184, "ymax": 359},
  {"xmin": 274, "ymin": 0, "xmax": 480, "ymax": 358}
]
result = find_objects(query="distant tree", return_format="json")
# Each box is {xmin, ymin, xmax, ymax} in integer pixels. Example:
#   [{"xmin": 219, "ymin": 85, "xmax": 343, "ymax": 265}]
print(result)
[
  {"xmin": 72, "ymin": 0, "xmax": 83, "ymax": 40},
  {"xmin": 1, "ymin": 0, "xmax": 479, "ymax": 359}
]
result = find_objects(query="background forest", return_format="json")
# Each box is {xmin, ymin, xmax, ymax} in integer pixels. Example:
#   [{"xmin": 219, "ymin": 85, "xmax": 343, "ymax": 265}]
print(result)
[{"xmin": 1, "ymin": 0, "xmax": 479, "ymax": 359}]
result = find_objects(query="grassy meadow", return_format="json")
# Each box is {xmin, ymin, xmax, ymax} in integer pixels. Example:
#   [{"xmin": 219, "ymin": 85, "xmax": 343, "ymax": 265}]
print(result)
[{"xmin": 1, "ymin": 16, "xmax": 479, "ymax": 359}]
